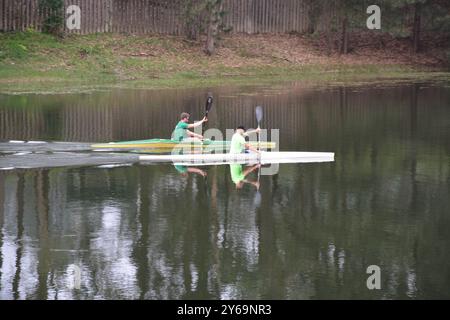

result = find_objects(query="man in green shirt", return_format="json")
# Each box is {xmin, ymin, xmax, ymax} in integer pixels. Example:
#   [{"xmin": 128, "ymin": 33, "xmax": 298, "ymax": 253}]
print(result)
[{"xmin": 172, "ymin": 112, "xmax": 208, "ymax": 142}]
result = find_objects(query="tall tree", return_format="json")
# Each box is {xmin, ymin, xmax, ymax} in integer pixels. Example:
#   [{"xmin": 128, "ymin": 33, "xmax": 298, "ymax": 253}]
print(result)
[
  {"xmin": 305, "ymin": 0, "xmax": 326, "ymax": 34},
  {"xmin": 412, "ymin": 1, "xmax": 422, "ymax": 52},
  {"xmin": 335, "ymin": 0, "xmax": 373, "ymax": 55},
  {"xmin": 205, "ymin": 0, "xmax": 224, "ymax": 56},
  {"xmin": 379, "ymin": 0, "xmax": 427, "ymax": 53}
]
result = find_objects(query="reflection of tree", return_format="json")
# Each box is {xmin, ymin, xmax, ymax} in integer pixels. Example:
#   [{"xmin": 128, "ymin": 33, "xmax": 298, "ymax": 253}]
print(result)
[
  {"xmin": 409, "ymin": 84, "xmax": 419, "ymax": 215},
  {"xmin": 0, "ymin": 173, "xmax": 4, "ymax": 296},
  {"xmin": 0, "ymin": 83, "xmax": 449, "ymax": 299},
  {"xmin": 12, "ymin": 174, "xmax": 24, "ymax": 300},
  {"xmin": 36, "ymin": 170, "xmax": 50, "ymax": 299},
  {"xmin": 1, "ymin": 84, "xmax": 449, "ymax": 150},
  {"xmin": 256, "ymin": 179, "xmax": 284, "ymax": 299},
  {"xmin": 132, "ymin": 166, "xmax": 151, "ymax": 299}
]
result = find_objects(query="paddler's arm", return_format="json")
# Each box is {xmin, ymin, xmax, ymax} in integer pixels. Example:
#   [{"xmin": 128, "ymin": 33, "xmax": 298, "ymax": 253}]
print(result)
[
  {"xmin": 242, "ymin": 164, "xmax": 261, "ymax": 177},
  {"xmin": 241, "ymin": 165, "xmax": 261, "ymax": 189},
  {"xmin": 245, "ymin": 143, "xmax": 260, "ymax": 154},
  {"xmin": 187, "ymin": 168, "xmax": 207, "ymax": 177},
  {"xmin": 243, "ymin": 180, "xmax": 260, "ymax": 190},
  {"xmin": 187, "ymin": 130, "xmax": 204, "ymax": 140},
  {"xmin": 188, "ymin": 117, "xmax": 208, "ymax": 129},
  {"xmin": 243, "ymin": 127, "xmax": 261, "ymax": 137},
  {"xmin": 244, "ymin": 127, "xmax": 261, "ymax": 153}
]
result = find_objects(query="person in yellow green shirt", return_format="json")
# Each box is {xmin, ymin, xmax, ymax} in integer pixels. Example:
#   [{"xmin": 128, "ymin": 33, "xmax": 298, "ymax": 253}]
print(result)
[
  {"xmin": 171, "ymin": 112, "xmax": 208, "ymax": 142},
  {"xmin": 229, "ymin": 126, "xmax": 261, "ymax": 154},
  {"xmin": 229, "ymin": 125, "xmax": 262, "ymax": 189}
]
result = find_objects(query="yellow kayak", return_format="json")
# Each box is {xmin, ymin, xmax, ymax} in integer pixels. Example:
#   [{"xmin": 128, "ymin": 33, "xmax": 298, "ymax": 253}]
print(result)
[{"xmin": 91, "ymin": 139, "xmax": 276, "ymax": 153}]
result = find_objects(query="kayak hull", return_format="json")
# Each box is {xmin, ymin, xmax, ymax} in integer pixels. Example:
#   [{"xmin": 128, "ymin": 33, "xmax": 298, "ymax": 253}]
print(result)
[
  {"xmin": 91, "ymin": 139, "xmax": 276, "ymax": 153},
  {"xmin": 139, "ymin": 152, "xmax": 335, "ymax": 165}
]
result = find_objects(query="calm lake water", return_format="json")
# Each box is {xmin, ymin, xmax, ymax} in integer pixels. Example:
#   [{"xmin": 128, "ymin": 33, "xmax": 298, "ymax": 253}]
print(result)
[{"xmin": 0, "ymin": 81, "xmax": 449, "ymax": 299}]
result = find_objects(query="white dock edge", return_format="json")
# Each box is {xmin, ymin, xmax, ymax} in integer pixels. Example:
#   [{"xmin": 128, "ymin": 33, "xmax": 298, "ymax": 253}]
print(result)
[{"xmin": 139, "ymin": 152, "xmax": 335, "ymax": 166}]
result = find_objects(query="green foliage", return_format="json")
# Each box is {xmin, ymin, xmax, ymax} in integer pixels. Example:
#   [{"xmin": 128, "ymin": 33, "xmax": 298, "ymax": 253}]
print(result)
[
  {"xmin": 421, "ymin": 1, "xmax": 450, "ymax": 32},
  {"xmin": 77, "ymin": 44, "xmax": 103, "ymax": 57},
  {"xmin": 214, "ymin": 1, "xmax": 230, "ymax": 35},
  {"xmin": 306, "ymin": 0, "xmax": 450, "ymax": 35},
  {"xmin": 373, "ymin": 0, "xmax": 450, "ymax": 34},
  {"xmin": 0, "ymin": 30, "xmax": 55, "ymax": 61},
  {"xmin": 307, "ymin": 0, "xmax": 449, "ymax": 54},
  {"xmin": 435, "ymin": 15, "xmax": 450, "ymax": 32},
  {"xmin": 445, "ymin": 50, "xmax": 450, "ymax": 66},
  {"xmin": 0, "ymin": 30, "xmax": 44, "ymax": 61},
  {"xmin": 0, "ymin": 42, "xmax": 28, "ymax": 61},
  {"xmin": 180, "ymin": 0, "xmax": 228, "ymax": 40},
  {"xmin": 39, "ymin": 0, "xmax": 64, "ymax": 35},
  {"xmin": 181, "ymin": 0, "xmax": 206, "ymax": 40}
]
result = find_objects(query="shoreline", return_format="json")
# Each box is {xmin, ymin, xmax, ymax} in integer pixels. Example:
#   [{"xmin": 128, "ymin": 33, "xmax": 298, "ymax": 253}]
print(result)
[
  {"xmin": 1, "ymin": 32, "xmax": 449, "ymax": 94},
  {"xmin": 1, "ymin": 69, "xmax": 449, "ymax": 95}
]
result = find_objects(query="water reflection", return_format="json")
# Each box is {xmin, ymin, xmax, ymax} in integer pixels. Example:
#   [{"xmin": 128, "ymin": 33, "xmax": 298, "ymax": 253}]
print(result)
[
  {"xmin": 230, "ymin": 164, "xmax": 260, "ymax": 190},
  {"xmin": 0, "ymin": 82, "xmax": 449, "ymax": 299},
  {"xmin": 174, "ymin": 165, "xmax": 207, "ymax": 178}
]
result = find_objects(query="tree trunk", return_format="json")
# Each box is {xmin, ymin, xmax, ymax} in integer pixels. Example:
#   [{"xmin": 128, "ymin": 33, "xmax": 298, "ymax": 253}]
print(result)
[
  {"xmin": 307, "ymin": 19, "xmax": 315, "ymax": 35},
  {"xmin": 340, "ymin": 17, "xmax": 348, "ymax": 55},
  {"xmin": 187, "ymin": 23, "xmax": 199, "ymax": 41},
  {"xmin": 412, "ymin": 3, "xmax": 421, "ymax": 53},
  {"xmin": 205, "ymin": 0, "xmax": 223, "ymax": 56},
  {"xmin": 325, "ymin": 2, "xmax": 333, "ymax": 56},
  {"xmin": 307, "ymin": 1, "xmax": 316, "ymax": 34}
]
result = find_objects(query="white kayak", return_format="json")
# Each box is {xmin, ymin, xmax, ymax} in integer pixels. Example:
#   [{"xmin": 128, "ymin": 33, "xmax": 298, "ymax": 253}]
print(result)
[{"xmin": 139, "ymin": 152, "xmax": 335, "ymax": 166}]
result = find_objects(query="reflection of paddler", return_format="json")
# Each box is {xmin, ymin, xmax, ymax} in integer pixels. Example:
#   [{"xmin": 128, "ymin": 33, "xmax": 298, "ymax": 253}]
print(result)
[
  {"xmin": 174, "ymin": 164, "xmax": 207, "ymax": 177},
  {"xmin": 174, "ymin": 164, "xmax": 188, "ymax": 174},
  {"xmin": 230, "ymin": 164, "xmax": 260, "ymax": 189}
]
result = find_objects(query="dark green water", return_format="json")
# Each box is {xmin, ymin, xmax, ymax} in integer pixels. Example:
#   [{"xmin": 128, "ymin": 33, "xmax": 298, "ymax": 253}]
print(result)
[{"xmin": 0, "ymin": 82, "xmax": 449, "ymax": 299}]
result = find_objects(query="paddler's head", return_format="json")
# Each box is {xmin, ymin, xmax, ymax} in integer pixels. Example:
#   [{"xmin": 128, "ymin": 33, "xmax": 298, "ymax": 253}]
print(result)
[
  {"xmin": 236, "ymin": 126, "xmax": 246, "ymax": 135},
  {"xmin": 180, "ymin": 112, "xmax": 190, "ymax": 123}
]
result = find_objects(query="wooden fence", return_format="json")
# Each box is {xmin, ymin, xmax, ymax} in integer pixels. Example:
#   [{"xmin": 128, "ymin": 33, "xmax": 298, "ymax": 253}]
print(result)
[{"xmin": 0, "ymin": 0, "xmax": 317, "ymax": 35}]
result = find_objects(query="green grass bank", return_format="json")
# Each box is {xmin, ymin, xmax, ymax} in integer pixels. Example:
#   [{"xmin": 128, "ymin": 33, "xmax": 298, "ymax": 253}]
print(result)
[{"xmin": 0, "ymin": 31, "xmax": 449, "ymax": 94}]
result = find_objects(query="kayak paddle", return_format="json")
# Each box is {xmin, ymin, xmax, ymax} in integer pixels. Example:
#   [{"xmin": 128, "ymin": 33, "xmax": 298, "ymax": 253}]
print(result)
[
  {"xmin": 205, "ymin": 94, "xmax": 213, "ymax": 119},
  {"xmin": 202, "ymin": 94, "xmax": 214, "ymax": 134},
  {"xmin": 256, "ymin": 105, "xmax": 263, "ymax": 127},
  {"xmin": 255, "ymin": 105, "xmax": 263, "ymax": 150},
  {"xmin": 254, "ymin": 106, "xmax": 263, "ymax": 207}
]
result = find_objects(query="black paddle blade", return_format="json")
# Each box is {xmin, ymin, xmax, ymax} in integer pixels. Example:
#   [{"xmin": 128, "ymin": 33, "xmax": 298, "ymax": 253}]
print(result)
[
  {"xmin": 255, "ymin": 106, "xmax": 263, "ymax": 124},
  {"xmin": 205, "ymin": 94, "xmax": 214, "ymax": 118}
]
